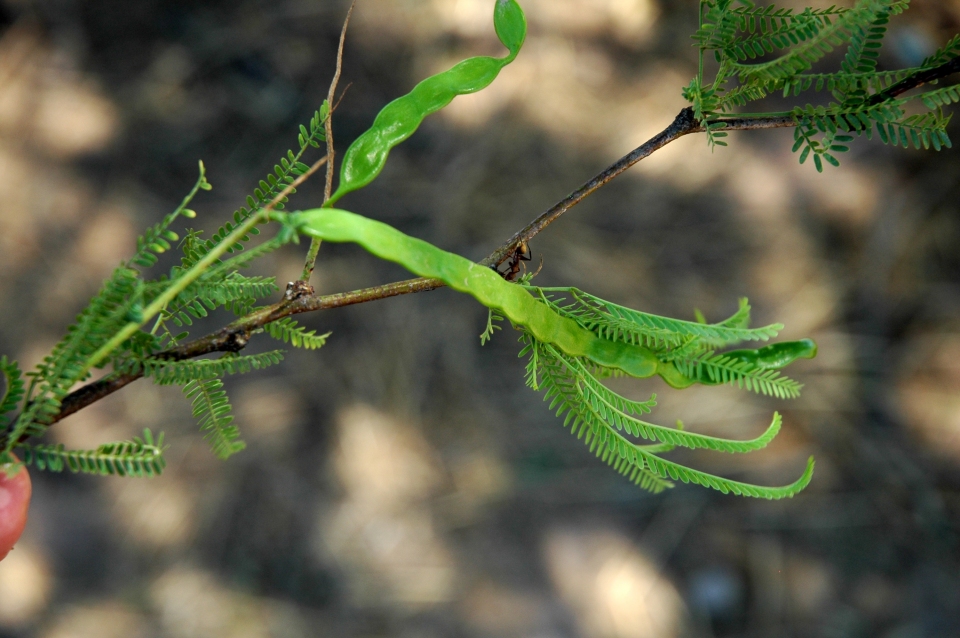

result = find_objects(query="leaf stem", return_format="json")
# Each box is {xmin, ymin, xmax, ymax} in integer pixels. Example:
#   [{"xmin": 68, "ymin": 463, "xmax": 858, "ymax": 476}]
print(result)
[
  {"xmin": 76, "ymin": 157, "xmax": 328, "ymax": 382},
  {"xmin": 302, "ymin": 1, "xmax": 355, "ymax": 283}
]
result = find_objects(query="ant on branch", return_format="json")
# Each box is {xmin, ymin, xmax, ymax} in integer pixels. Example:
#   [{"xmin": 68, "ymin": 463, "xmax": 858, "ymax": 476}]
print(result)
[{"xmin": 492, "ymin": 239, "xmax": 541, "ymax": 282}]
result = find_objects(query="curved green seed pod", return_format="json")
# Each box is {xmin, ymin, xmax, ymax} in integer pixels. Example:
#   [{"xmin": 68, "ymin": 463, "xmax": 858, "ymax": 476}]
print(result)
[
  {"xmin": 327, "ymin": 0, "xmax": 527, "ymax": 206},
  {"xmin": 657, "ymin": 361, "xmax": 700, "ymax": 390},
  {"xmin": 724, "ymin": 338, "xmax": 818, "ymax": 369},
  {"xmin": 297, "ymin": 208, "xmax": 659, "ymax": 378},
  {"xmin": 658, "ymin": 339, "xmax": 818, "ymax": 390},
  {"xmin": 294, "ymin": 208, "xmax": 816, "ymax": 392}
]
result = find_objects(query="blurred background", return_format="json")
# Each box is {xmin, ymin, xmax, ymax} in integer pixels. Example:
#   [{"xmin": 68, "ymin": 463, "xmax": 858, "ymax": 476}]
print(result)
[{"xmin": 1, "ymin": 0, "xmax": 960, "ymax": 636}]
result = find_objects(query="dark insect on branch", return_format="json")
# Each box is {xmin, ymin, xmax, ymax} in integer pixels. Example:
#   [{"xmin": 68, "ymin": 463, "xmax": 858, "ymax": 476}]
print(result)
[{"xmin": 495, "ymin": 239, "xmax": 532, "ymax": 281}]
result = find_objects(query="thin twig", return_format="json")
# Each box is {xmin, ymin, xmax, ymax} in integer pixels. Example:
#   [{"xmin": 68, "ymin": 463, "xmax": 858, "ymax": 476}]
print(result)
[
  {"xmin": 302, "ymin": 1, "xmax": 355, "ymax": 282},
  {"xmin": 331, "ymin": 82, "xmax": 353, "ymax": 112},
  {"xmin": 51, "ymin": 277, "xmax": 442, "ymax": 425},
  {"xmin": 489, "ymin": 52, "xmax": 960, "ymax": 259},
  {"xmin": 325, "ymin": 2, "xmax": 354, "ymax": 201},
  {"xmin": 258, "ymin": 157, "xmax": 328, "ymax": 223},
  {"xmin": 867, "ymin": 55, "xmax": 960, "ymax": 106},
  {"xmin": 483, "ymin": 108, "xmax": 700, "ymax": 267}
]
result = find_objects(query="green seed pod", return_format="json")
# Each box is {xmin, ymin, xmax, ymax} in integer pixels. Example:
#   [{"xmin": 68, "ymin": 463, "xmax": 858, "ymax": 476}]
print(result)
[
  {"xmin": 327, "ymin": 0, "xmax": 527, "ymax": 206},
  {"xmin": 658, "ymin": 340, "xmax": 817, "ymax": 389},
  {"xmin": 723, "ymin": 338, "xmax": 818, "ymax": 369},
  {"xmin": 294, "ymin": 208, "xmax": 818, "ymax": 392},
  {"xmin": 296, "ymin": 208, "xmax": 659, "ymax": 378}
]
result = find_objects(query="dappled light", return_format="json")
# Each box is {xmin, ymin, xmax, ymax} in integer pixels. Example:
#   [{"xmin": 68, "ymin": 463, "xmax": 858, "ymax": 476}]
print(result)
[
  {"xmin": 316, "ymin": 404, "xmax": 457, "ymax": 608},
  {"xmin": 40, "ymin": 603, "xmax": 150, "ymax": 638},
  {"xmin": 0, "ymin": 543, "xmax": 51, "ymax": 628},
  {"xmin": 0, "ymin": 25, "xmax": 117, "ymax": 158},
  {"xmin": 544, "ymin": 527, "xmax": 686, "ymax": 638},
  {"xmin": 150, "ymin": 566, "xmax": 273, "ymax": 638},
  {"xmin": 2, "ymin": 0, "xmax": 960, "ymax": 636},
  {"xmin": 898, "ymin": 330, "xmax": 960, "ymax": 458},
  {"xmin": 107, "ymin": 477, "xmax": 197, "ymax": 549},
  {"xmin": 435, "ymin": 0, "xmax": 658, "ymax": 43}
]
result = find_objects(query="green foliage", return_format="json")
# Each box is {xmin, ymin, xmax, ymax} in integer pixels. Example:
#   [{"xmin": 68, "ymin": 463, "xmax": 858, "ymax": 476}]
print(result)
[
  {"xmin": 530, "ymin": 288, "xmax": 781, "ymax": 350},
  {"xmin": 671, "ymin": 350, "xmax": 803, "ymax": 398},
  {"xmin": 191, "ymin": 238, "xmax": 286, "ymax": 285},
  {"xmin": 1, "ymin": 155, "xmax": 298, "ymax": 463},
  {"xmin": 480, "ymin": 309, "xmax": 505, "ymax": 345},
  {"xmin": 686, "ymin": 0, "xmax": 960, "ymax": 170},
  {"xmin": 159, "ymin": 274, "xmax": 279, "ymax": 327},
  {"xmin": 189, "ymin": 104, "xmax": 328, "ymax": 261},
  {"xmin": 840, "ymin": 7, "xmax": 889, "ymax": 76},
  {"xmin": 183, "ymin": 378, "xmax": 245, "ymax": 460},
  {"xmin": 143, "ymin": 351, "xmax": 285, "ymax": 386},
  {"xmin": 128, "ymin": 163, "xmax": 210, "ymax": 269},
  {"xmin": 264, "ymin": 318, "xmax": 331, "ymax": 350},
  {"xmin": 7, "ymin": 266, "xmax": 145, "ymax": 446},
  {"xmin": 523, "ymin": 335, "xmax": 814, "ymax": 499},
  {"xmin": 920, "ymin": 85, "xmax": 960, "ymax": 110},
  {"xmin": 922, "ymin": 33, "xmax": 960, "ymax": 68},
  {"xmin": 525, "ymin": 286, "xmax": 813, "ymax": 400},
  {"xmin": 0, "ymin": 162, "xmax": 231, "ymax": 453},
  {"xmin": 16, "ymin": 430, "xmax": 167, "ymax": 477},
  {"xmin": 0, "ymin": 357, "xmax": 24, "ymax": 437}
]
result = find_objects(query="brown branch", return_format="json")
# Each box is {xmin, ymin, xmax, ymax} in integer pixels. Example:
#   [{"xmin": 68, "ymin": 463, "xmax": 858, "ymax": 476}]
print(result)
[
  {"xmin": 867, "ymin": 54, "xmax": 960, "ymax": 106},
  {"xmin": 483, "ymin": 109, "xmax": 810, "ymax": 265},
  {"xmin": 482, "ymin": 107, "xmax": 699, "ymax": 267},
  {"xmin": 52, "ymin": 277, "xmax": 443, "ymax": 424},
  {"xmin": 48, "ymin": 57, "xmax": 960, "ymax": 429}
]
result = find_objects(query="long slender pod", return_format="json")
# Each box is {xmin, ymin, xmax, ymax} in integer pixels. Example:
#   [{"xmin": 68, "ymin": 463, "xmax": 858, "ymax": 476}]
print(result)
[
  {"xmin": 326, "ymin": 0, "xmax": 527, "ymax": 206},
  {"xmin": 293, "ymin": 208, "xmax": 813, "ymax": 386},
  {"xmin": 297, "ymin": 208, "xmax": 659, "ymax": 377}
]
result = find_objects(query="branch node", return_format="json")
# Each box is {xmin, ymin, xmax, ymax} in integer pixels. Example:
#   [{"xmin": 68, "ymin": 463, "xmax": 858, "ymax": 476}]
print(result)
[
  {"xmin": 285, "ymin": 281, "xmax": 315, "ymax": 301},
  {"xmin": 224, "ymin": 332, "xmax": 250, "ymax": 353}
]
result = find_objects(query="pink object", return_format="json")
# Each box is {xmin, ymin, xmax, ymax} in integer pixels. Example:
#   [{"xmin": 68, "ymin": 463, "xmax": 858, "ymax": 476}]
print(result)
[{"xmin": 0, "ymin": 457, "xmax": 31, "ymax": 561}]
